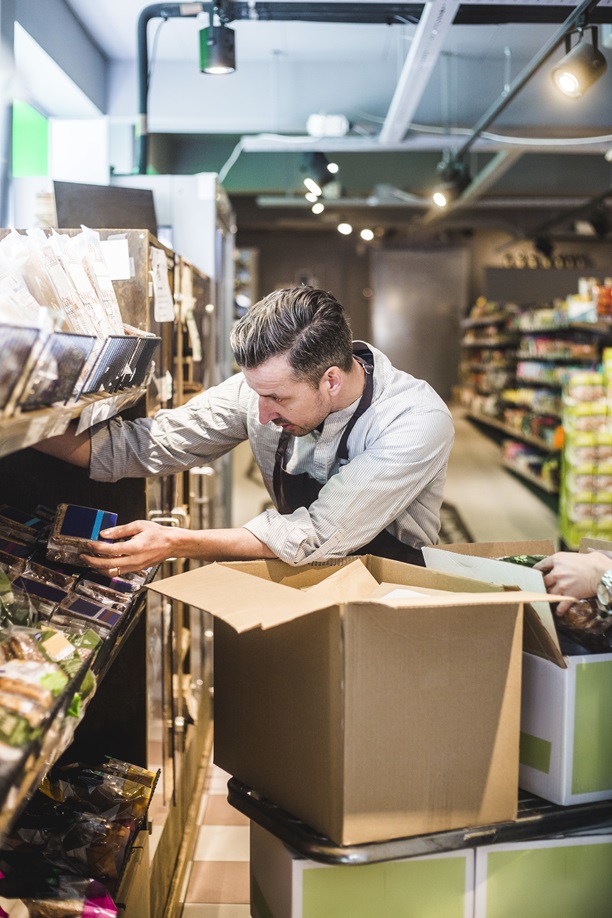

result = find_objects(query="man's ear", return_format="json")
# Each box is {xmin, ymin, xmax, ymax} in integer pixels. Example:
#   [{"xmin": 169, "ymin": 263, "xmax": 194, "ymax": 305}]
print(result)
[{"xmin": 322, "ymin": 366, "xmax": 343, "ymax": 396}]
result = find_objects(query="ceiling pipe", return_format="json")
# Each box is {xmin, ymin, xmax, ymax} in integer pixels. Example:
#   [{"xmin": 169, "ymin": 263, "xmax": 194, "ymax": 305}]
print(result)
[
  {"xmin": 422, "ymin": 0, "xmax": 603, "ymax": 220},
  {"xmin": 454, "ymin": 0, "xmax": 603, "ymax": 161},
  {"xmin": 137, "ymin": 2, "xmax": 205, "ymax": 175}
]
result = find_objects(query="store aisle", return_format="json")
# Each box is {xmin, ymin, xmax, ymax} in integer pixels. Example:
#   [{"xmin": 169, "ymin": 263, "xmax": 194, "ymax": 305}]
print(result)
[
  {"xmin": 177, "ymin": 404, "xmax": 562, "ymax": 915},
  {"xmin": 444, "ymin": 407, "xmax": 559, "ymax": 544}
]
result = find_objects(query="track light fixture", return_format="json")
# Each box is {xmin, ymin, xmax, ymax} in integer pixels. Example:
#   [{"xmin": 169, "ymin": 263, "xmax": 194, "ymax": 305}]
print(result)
[
  {"xmin": 432, "ymin": 158, "xmax": 471, "ymax": 208},
  {"xmin": 588, "ymin": 204, "xmax": 611, "ymax": 237},
  {"xmin": 551, "ymin": 25, "xmax": 607, "ymax": 98},
  {"xmin": 300, "ymin": 152, "xmax": 338, "ymax": 196},
  {"xmin": 200, "ymin": 2, "xmax": 236, "ymax": 74},
  {"xmin": 534, "ymin": 236, "xmax": 555, "ymax": 260}
]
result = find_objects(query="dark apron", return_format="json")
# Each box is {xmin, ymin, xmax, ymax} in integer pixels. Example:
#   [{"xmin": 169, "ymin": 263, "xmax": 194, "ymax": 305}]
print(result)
[{"xmin": 272, "ymin": 344, "xmax": 424, "ymax": 566}]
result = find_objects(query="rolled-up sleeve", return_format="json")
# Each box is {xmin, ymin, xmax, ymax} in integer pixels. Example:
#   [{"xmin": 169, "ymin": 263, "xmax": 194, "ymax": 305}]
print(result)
[{"xmin": 90, "ymin": 374, "xmax": 250, "ymax": 482}]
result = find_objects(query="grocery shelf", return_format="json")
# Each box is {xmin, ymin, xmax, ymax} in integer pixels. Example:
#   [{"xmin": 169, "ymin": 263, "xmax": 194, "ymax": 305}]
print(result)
[
  {"xmin": 0, "ymin": 589, "xmax": 148, "ymax": 846},
  {"xmin": 0, "ymin": 387, "xmax": 146, "ymax": 459},
  {"xmin": 460, "ymin": 313, "xmax": 508, "ymax": 328},
  {"xmin": 461, "ymin": 336, "xmax": 518, "ymax": 348},
  {"xmin": 466, "ymin": 411, "xmax": 558, "ymax": 453},
  {"xmin": 502, "ymin": 460, "xmax": 559, "ymax": 495}
]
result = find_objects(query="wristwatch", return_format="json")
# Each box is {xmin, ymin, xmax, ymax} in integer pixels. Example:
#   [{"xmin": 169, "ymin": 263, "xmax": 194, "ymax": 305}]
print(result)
[{"xmin": 596, "ymin": 570, "xmax": 612, "ymax": 616}]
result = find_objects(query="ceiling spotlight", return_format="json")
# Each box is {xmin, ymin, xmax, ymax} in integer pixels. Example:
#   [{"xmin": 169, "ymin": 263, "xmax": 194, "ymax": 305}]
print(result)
[
  {"xmin": 338, "ymin": 223, "xmax": 353, "ymax": 235},
  {"xmin": 327, "ymin": 161, "xmax": 339, "ymax": 175},
  {"xmin": 303, "ymin": 177, "xmax": 322, "ymax": 197},
  {"xmin": 312, "ymin": 202, "xmax": 325, "ymax": 215},
  {"xmin": 305, "ymin": 191, "xmax": 318, "ymax": 203},
  {"xmin": 432, "ymin": 158, "xmax": 471, "ymax": 208},
  {"xmin": 200, "ymin": 3, "xmax": 235, "ymax": 75},
  {"xmin": 588, "ymin": 204, "xmax": 611, "ymax": 237},
  {"xmin": 300, "ymin": 152, "xmax": 337, "ymax": 197},
  {"xmin": 360, "ymin": 229, "xmax": 374, "ymax": 241},
  {"xmin": 551, "ymin": 26, "xmax": 607, "ymax": 98}
]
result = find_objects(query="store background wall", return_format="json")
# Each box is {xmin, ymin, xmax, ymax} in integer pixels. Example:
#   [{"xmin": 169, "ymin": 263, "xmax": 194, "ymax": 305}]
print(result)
[
  {"xmin": 236, "ymin": 229, "xmax": 372, "ymax": 342},
  {"xmin": 235, "ymin": 226, "xmax": 611, "ymax": 401}
]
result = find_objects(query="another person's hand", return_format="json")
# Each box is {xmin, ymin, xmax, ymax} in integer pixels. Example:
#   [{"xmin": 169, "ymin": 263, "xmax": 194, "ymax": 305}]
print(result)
[
  {"xmin": 80, "ymin": 519, "xmax": 183, "ymax": 576},
  {"xmin": 534, "ymin": 550, "xmax": 612, "ymax": 615}
]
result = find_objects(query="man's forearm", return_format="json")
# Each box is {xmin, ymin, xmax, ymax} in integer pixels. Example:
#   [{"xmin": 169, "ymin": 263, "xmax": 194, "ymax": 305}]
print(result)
[
  {"xmin": 80, "ymin": 518, "xmax": 278, "ymax": 574},
  {"xmin": 34, "ymin": 422, "xmax": 91, "ymax": 468},
  {"xmin": 173, "ymin": 526, "xmax": 278, "ymax": 562}
]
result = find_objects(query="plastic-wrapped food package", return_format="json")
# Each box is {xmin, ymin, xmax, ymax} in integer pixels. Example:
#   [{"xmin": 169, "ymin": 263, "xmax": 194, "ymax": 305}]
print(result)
[
  {"xmin": 46, "ymin": 504, "xmax": 118, "ymax": 569},
  {"xmin": 0, "ymin": 873, "xmax": 117, "ymax": 917},
  {"xmin": 77, "ymin": 227, "xmax": 124, "ymax": 336},
  {"xmin": 49, "ymin": 232, "xmax": 113, "ymax": 339},
  {"xmin": 40, "ymin": 763, "xmax": 153, "ymax": 822},
  {"xmin": 26, "ymin": 229, "xmax": 98, "ymax": 338},
  {"xmin": 0, "ymin": 246, "xmax": 49, "ymax": 329}
]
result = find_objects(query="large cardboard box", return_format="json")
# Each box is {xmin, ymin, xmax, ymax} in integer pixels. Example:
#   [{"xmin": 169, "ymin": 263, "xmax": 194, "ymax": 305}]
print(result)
[
  {"xmin": 149, "ymin": 555, "xmax": 544, "ymax": 845},
  {"xmin": 250, "ymin": 821, "xmax": 475, "ymax": 918},
  {"xmin": 473, "ymin": 835, "xmax": 612, "ymax": 918},
  {"xmin": 423, "ymin": 540, "xmax": 612, "ymax": 805}
]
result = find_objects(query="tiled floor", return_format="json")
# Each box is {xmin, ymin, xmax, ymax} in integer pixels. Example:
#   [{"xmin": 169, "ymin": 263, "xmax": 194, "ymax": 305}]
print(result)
[
  {"xmin": 180, "ymin": 761, "xmax": 251, "ymax": 917},
  {"xmin": 177, "ymin": 405, "xmax": 563, "ymax": 915}
]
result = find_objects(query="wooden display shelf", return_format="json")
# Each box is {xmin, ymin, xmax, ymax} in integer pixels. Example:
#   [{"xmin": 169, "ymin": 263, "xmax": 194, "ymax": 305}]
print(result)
[{"xmin": 0, "ymin": 388, "xmax": 146, "ymax": 459}]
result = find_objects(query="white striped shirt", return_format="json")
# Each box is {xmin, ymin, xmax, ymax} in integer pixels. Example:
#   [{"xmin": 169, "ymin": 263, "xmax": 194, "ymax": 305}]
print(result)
[{"xmin": 90, "ymin": 342, "xmax": 454, "ymax": 565}]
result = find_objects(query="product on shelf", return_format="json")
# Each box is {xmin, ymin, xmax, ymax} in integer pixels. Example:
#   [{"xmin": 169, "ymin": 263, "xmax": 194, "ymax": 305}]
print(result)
[
  {"xmin": 0, "ymin": 756, "xmax": 158, "ymax": 912},
  {"xmin": 46, "ymin": 504, "xmax": 118, "ymax": 569},
  {"xmin": 0, "ymin": 227, "xmax": 162, "ymax": 419},
  {"xmin": 559, "ymin": 361, "xmax": 612, "ymax": 547}
]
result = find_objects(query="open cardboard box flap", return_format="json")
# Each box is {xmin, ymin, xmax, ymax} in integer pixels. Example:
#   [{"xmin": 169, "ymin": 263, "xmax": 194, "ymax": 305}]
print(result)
[
  {"xmin": 579, "ymin": 537, "xmax": 612, "ymax": 554},
  {"xmin": 148, "ymin": 555, "xmax": 563, "ymax": 634},
  {"xmin": 422, "ymin": 540, "xmax": 570, "ymax": 667},
  {"xmin": 302, "ymin": 559, "xmax": 379, "ymax": 601}
]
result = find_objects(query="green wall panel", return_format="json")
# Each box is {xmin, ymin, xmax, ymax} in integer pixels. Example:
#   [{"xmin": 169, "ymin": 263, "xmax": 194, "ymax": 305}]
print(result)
[{"xmin": 12, "ymin": 100, "xmax": 48, "ymax": 176}]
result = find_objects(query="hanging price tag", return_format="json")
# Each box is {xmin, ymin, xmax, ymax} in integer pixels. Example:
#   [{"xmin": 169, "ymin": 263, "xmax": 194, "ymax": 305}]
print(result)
[{"xmin": 150, "ymin": 247, "xmax": 175, "ymax": 322}]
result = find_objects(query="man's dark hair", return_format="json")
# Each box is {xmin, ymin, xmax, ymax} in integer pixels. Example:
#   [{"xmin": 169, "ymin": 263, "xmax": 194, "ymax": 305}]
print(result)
[{"xmin": 230, "ymin": 286, "xmax": 354, "ymax": 387}]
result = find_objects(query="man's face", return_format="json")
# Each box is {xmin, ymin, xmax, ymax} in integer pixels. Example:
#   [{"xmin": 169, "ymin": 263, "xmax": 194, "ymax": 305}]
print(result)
[{"xmin": 242, "ymin": 354, "xmax": 331, "ymax": 437}]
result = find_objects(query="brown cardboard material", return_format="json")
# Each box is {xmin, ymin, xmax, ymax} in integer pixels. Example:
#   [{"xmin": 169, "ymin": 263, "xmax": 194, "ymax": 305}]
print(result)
[
  {"xmin": 148, "ymin": 555, "xmax": 537, "ymax": 845},
  {"xmin": 422, "ymin": 540, "xmax": 567, "ymax": 668}
]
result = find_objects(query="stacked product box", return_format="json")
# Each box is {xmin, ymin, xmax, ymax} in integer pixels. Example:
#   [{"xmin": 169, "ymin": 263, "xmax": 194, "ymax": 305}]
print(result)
[
  {"xmin": 559, "ymin": 359, "xmax": 612, "ymax": 549},
  {"xmin": 250, "ymin": 822, "xmax": 612, "ymax": 918},
  {"xmin": 423, "ymin": 541, "xmax": 612, "ymax": 808}
]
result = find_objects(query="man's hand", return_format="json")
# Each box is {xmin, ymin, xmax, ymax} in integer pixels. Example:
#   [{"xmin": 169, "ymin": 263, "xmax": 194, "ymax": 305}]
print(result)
[
  {"xmin": 80, "ymin": 519, "xmax": 277, "ymax": 575},
  {"xmin": 81, "ymin": 519, "xmax": 183, "ymax": 575},
  {"xmin": 534, "ymin": 550, "xmax": 612, "ymax": 615}
]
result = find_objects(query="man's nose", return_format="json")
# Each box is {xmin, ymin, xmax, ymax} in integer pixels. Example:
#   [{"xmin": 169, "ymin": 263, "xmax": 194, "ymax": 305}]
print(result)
[{"xmin": 258, "ymin": 397, "xmax": 277, "ymax": 425}]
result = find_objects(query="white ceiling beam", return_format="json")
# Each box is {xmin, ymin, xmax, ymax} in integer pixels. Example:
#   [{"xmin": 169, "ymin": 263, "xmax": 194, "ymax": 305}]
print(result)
[
  {"xmin": 255, "ymin": 193, "xmax": 589, "ymax": 210},
  {"xmin": 379, "ymin": 1, "xmax": 460, "ymax": 145},
  {"xmin": 240, "ymin": 134, "xmax": 612, "ymax": 155}
]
